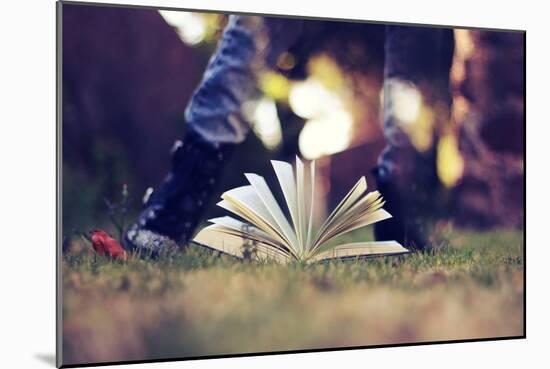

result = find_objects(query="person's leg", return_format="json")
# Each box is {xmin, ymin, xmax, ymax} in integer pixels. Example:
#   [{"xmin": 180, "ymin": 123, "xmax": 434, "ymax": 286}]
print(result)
[
  {"xmin": 374, "ymin": 25, "xmax": 454, "ymax": 250},
  {"xmin": 125, "ymin": 15, "xmax": 302, "ymax": 253}
]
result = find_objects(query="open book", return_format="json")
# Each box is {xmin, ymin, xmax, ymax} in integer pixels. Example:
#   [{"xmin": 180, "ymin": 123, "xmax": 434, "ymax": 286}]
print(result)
[{"xmin": 193, "ymin": 157, "xmax": 409, "ymax": 264}]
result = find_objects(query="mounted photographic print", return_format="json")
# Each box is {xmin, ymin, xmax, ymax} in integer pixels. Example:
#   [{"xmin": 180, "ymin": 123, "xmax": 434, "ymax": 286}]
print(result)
[{"xmin": 57, "ymin": 1, "xmax": 525, "ymax": 367}]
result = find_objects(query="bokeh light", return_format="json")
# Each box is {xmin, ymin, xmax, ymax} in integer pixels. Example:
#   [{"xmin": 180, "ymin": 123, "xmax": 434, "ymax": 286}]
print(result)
[
  {"xmin": 288, "ymin": 78, "xmax": 354, "ymax": 159},
  {"xmin": 386, "ymin": 79, "xmax": 422, "ymax": 125},
  {"xmin": 437, "ymin": 132, "xmax": 464, "ymax": 187},
  {"xmin": 243, "ymin": 97, "xmax": 283, "ymax": 150},
  {"xmin": 159, "ymin": 11, "xmax": 206, "ymax": 46}
]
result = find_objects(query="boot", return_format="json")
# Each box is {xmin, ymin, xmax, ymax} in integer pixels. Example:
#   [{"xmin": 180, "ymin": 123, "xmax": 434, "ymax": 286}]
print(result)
[
  {"xmin": 125, "ymin": 131, "xmax": 234, "ymax": 254},
  {"xmin": 372, "ymin": 166, "xmax": 428, "ymax": 251}
]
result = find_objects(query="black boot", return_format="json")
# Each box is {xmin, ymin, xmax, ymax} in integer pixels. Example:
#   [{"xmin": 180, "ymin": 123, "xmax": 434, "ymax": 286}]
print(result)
[
  {"xmin": 373, "ymin": 166, "xmax": 428, "ymax": 251},
  {"xmin": 125, "ymin": 131, "xmax": 234, "ymax": 254}
]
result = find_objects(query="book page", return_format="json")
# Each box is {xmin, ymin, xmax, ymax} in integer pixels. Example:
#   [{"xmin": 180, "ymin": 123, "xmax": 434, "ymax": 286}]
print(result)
[
  {"xmin": 310, "ymin": 240, "xmax": 408, "ymax": 263},
  {"xmin": 204, "ymin": 225, "xmax": 291, "ymax": 260},
  {"xmin": 222, "ymin": 186, "xmax": 277, "ymax": 226},
  {"xmin": 192, "ymin": 224, "xmax": 291, "ymax": 263},
  {"xmin": 314, "ymin": 209, "xmax": 393, "ymax": 253},
  {"xmin": 207, "ymin": 216, "xmax": 287, "ymax": 251},
  {"xmin": 319, "ymin": 193, "xmax": 385, "ymax": 243},
  {"xmin": 217, "ymin": 195, "xmax": 291, "ymax": 249},
  {"xmin": 322, "ymin": 177, "xmax": 367, "ymax": 226},
  {"xmin": 306, "ymin": 160, "xmax": 316, "ymax": 250},
  {"xmin": 244, "ymin": 173, "xmax": 299, "ymax": 251},
  {"xmin": 216, "ymin": 199, "xmax": 275, "ymax": 236},
  {"xmin": 334, "ymin": 191, "xmax": 383, "ymax": 227},
  {"xmin": 311, "ymin": 176, "xmax": 367, "ymax": 249},
  {"xmin": 296, "ymin": 157, "xmax": 306, "ymax": 252},
  {"xmin": 271, "ymin": 160, "xmax": 299, "ymax": 236},
  {"xmin": 204, "ymin": 225, "xmax": 289, "ymax": 257}
]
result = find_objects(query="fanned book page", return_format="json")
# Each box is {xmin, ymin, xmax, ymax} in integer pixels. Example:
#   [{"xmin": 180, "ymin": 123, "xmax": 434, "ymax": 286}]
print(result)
[{"xmin": 193, "ymin": 157, "xmax": 409, "ymax": 264}]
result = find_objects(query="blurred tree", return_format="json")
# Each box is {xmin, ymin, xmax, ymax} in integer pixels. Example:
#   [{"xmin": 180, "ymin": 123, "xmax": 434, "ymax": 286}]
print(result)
[
  {"xmin": 62, "ymin": 5, "xmax": 209, "ymax": 230},
  {"xmin": 451, "ymin": 30, "xmax": 524, "ymax": 228}
]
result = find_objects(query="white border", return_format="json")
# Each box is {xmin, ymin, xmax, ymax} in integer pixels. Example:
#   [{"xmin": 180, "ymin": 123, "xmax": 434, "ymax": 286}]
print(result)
[{"xmin": 2, "ymin": 0, "xmax": 547, "ymax": 368}]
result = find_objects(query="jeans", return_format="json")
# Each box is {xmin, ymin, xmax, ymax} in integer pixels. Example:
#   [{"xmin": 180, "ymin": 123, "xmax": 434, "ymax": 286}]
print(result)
[
  {"xmin": 185, "ymin": 16, "xmax": 453, "ymax": 187},
  {"xmin": 185, "ymin": 15, "xmax": 304, "ymax": 144},
  {"xmin": 379, "ymin": 26, "xmax": 454, "ymax": 186}
]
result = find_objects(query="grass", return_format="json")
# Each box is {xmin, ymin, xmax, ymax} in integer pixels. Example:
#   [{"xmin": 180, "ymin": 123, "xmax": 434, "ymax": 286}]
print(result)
[{"xmin": 61, "ymin": 226, "xmax": 524, "ymax": 366}]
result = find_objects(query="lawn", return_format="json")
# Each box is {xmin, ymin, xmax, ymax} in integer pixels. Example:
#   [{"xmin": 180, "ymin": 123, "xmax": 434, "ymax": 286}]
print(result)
[{"xmin": 61, "ymin": 227, "xmax": 524, "ymax": 366}]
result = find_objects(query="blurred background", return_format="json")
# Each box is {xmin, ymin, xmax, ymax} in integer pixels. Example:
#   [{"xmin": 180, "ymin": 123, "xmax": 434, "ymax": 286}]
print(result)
[{"xmin": 61, "ymin": 4, "xmax": 525, "ymax": 236}]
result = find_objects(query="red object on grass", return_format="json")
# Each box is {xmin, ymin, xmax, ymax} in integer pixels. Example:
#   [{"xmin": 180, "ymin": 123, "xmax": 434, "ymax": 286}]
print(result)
[{"xmin": 91, "ymin": 230, "xmax": 128, "ymax": 261}]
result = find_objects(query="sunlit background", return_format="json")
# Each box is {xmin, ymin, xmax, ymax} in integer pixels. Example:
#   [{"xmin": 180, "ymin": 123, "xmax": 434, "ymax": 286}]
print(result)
[
  {"xmin": 158, "ymin": 10, "xmax": 467, "ymax": 185},
  {"xmin": 62, "ymin": 6, "xmax": 524, "ymax": 235}
]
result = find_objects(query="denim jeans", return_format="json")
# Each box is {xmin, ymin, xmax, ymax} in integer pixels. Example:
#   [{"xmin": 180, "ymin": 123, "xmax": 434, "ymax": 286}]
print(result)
[
  {"xmin": 185, "ymin": 16, "xmax": 453, "ymax": 187},
  {"xmin": 185, "ymin": 15, "xmax": 303, "ymax": 144},
  {"xmin": 379, "ymin": 26, "xmax": 454, "ymax": 186}
]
